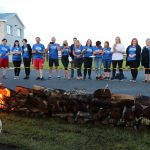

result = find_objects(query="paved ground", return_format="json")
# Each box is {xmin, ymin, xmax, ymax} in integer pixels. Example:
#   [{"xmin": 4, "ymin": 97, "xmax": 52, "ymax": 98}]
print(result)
[{"xmin": 0, "ymin": 69, "xmax": 150, "ymax": 96}]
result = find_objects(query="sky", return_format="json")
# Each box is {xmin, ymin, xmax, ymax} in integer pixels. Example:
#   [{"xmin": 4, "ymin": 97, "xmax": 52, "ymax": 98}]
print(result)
[{"xmin": 0, "ymin": 0, "xmax": 150, "ymax": 47}]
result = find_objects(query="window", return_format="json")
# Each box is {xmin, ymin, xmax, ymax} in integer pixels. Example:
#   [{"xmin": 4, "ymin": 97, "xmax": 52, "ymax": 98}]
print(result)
[
  {"xmin": 7, "ymin": 25, "xmax": 12, "ymax": 35},
  {"xmin": 17, "ymin": 28, "xmax": 21, "ymax": 37}
]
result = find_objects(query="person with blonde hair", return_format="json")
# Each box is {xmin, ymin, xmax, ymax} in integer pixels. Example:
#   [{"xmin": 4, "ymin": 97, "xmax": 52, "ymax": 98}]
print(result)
[
  {"xmin": 73, "ymin": 40, "xmax": 83, "ymax": 80},
  {"xmin": 61, "ymin": 40, "xmax": 71, "ymax": 79},
  {"xmin": 111, "ymin": 37, "xmax": 125, "ymax": 80},
  {"xmin": 141, "ymin": 38, "xmax": 150, "ymax": 82}
]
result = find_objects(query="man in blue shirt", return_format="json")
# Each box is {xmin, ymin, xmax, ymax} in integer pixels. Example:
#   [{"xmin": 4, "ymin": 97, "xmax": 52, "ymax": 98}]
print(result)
[
  {"xmin": 46, "ymin": 37, "xmax": 60, "ymax": 79},
  {"xmin": 0, "ymin": 39, "xmax": 10, "ymax": 79},
  {"xmin": 32, "ymin": 37, "xmax": 45, "ymax": 80}
]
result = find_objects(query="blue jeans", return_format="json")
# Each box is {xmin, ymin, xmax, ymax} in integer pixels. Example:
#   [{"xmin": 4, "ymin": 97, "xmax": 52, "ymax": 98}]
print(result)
[
  {"xmin": 94, "ymin": 57, "xmax": 103, "ymax": 77},
  {"xmin": 103, "ymin": 60, "xmax": 111, "ymax": 72}
]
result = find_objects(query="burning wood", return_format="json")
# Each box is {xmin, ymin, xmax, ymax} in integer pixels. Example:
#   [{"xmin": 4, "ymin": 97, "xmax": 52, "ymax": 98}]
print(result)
[{"xmin": 0, "ymin": 85, "xmax": 150, "ymax": 129}]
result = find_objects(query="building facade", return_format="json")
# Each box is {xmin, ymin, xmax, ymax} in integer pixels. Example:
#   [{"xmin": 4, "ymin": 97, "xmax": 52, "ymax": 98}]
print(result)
[{"xmin": 0, "ymin": 13, "xmax": 25, "ymax": 48}]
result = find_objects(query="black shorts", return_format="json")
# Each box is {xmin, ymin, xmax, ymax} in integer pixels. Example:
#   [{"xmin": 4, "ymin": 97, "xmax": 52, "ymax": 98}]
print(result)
[
  {"xmin": 144, "ymin": 63, "xmax": 150, "ymax": 74},
  {"xmin": 62, "ymin": 57, "xmax": 69, "ymax": 69},
  {"xmin": 49, "ymin": 58, "xmax": 59, "ymax": 67}
]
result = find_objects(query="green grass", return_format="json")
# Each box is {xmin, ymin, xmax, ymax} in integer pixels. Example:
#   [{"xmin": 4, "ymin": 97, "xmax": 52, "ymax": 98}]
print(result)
[
  {"xmin": 0, "ymin": 113, "xmax": 150, "ymax": 150},
  {"xmin": 9, "ymin": 58, "xmax": 144, "ymax": 71}
]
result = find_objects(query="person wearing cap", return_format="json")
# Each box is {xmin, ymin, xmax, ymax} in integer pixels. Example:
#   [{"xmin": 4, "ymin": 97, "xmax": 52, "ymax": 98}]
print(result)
[
  {"xmin": 141, "ymin": 38, "xmax": 150, "ymax": 82},
  {"xmin": 0, "ymin": 38, "xmax": 10, "ymax": 79}
]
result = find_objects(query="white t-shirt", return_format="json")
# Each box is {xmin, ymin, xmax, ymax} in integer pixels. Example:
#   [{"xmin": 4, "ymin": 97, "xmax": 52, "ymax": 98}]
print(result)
[{"xmin": 111, "ymin": 43, "xmax": 125, "ymax": 60}]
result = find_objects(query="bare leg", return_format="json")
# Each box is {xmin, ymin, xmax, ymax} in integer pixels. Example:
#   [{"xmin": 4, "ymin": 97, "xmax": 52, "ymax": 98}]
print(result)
[
  {"xmin": 49, "ymin": 67, "xmax": 53, "ymax": 77},
  {"xmin": 39, "ymin": 69, "xmax": 43, "ymax": 78},
  {"xmin": 56, "ymin": 67, "xmax": 59, "ymax": 77}
]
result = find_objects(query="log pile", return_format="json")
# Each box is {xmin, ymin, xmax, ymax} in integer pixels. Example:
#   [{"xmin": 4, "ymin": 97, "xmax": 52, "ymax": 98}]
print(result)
[{"xmin": 1, "ymin": 85, "xmax": 150, "ymax": 129}]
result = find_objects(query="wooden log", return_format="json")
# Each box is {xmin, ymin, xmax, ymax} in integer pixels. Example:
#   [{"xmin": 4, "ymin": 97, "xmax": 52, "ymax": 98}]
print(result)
[
  {"xmin": 93, "ymin": 89, "xmax": 111, "ymax": 99},
  {"xmin": 16, "ymin": 86, "xmax": 32, "ymax": 95}
]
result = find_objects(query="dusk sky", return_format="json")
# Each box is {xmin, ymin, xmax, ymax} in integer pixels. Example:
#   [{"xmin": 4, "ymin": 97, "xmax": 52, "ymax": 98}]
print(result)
[{"xmin": 0, "ymin": 0, "xmax": 150, "ymax": 47}]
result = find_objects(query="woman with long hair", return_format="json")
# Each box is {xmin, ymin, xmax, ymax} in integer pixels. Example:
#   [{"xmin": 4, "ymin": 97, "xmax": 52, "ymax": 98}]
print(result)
[
  {"xmin": 102, "ymin": 41, "xmax": 112, "ymax": 80},
  {"xmin": 22, "ymin": 39, "xmax": 32, "ymax": 79},
  {"xmin": 83, "ymin": 39, "xmax": 93, "ymax": 80},
  {"xmin": 141, "ymin": 38, "xmax": 150, "ymax": 82},
  {"xmin": 111, "ymin": 37, "xmax": 125, "ymax": 81},
  {"xmin": 11, "ymin": 40, "xmax": 22, "ymax": 79},
  {"xmin": 61, "ymin": 40, "xmax": 71, "ymax": 79},
  {"xmin": 73, "ymin": 40, "xmax": 83, "ymax": 80},
  {"xmin": 126, "ymin": 38, "xmax": 141, "ymax": 82}
]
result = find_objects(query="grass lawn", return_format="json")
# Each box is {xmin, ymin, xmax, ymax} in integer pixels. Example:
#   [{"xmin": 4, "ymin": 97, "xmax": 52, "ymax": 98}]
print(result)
[
  {"xmin": 0, "ymin": 113, "xmax": 150, "ymax": 150},
  {"xmin": 9, "ymin": 58, "xmax": 144, "ymax": 71}
]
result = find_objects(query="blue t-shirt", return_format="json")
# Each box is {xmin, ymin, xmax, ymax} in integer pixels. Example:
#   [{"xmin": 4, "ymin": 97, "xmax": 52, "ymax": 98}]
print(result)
[
  {"xmin": 32, "ymin": 44, "xmax": 45, "ymax": 59},
  {"xmin": 22, "ymin": 46, "xmax": 29, "ymax": 59},
  {"xmin": 93, "ymin": 46, "xmax": 103, "ymax": 58},
  {"xmin": 73, "ymin": 46, "xmax": 83, "ymax": 59},
  {"xmin": 127, "ymin": 46, "xmax": 136, "ymax": 61},
  {"xmin": 49, "ymin": 43, "xmax": 60, "ymax": 59},
  {"xmin": 83, "ymin": 46, "xmax": 93, "ymax": 57},
  {"xmin": 11, "ymin": 46, "xmax": 22, "ymax": 61},
  {"xmin": 61, "ymin": 46, "xmax": 70, "ymax": 57},
  {"xmin": 0, "ymin": 44, "xmax": 10, "ymax": 59},
  {"xmin": 103, "ymin": 47, "xmax": 112, "ymax": 61}
]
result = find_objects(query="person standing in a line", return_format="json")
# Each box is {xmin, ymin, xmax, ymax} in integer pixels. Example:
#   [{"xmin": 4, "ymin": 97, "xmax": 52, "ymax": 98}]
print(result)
[
  {"xmin": 73, "ymin": 40, "xmax": 83, "ymax": 80},
  {"xmin": 46, "ymin": 37, "xmax": 60, "ymax": 79},
  {"xmin": 93, "ymin": 41, "xmax": 103, "ymax": 80},
  {"xmin": 126, "ymin": 38, "xmax": 141, "ymax": 82},
  {"xmin": 22, "ymin": 39, "xmax": 32, "ymax": 79},
  {"xmin": 61, "ymin": 40, "xmax": 71, "ymax": 79},
  {"xmin": 83, "ymin": 39, "xmax": 93, "ymax": 80},
  {"xmin": 0, "ymin": 39, "xmax": 10, "ymax": 79},
  {"xmin": 32, "ymin": 37, "xmax": 45, "ymax": 80},
  {"xmin": 141, "ymin": 38, "xmax": 150, "ymax": 82},
  {"xmin": 70, "ymin": 37, "xmax": 77, "ymax": 78},
  {"xmin": 102, "ymin": 41, "xmax": 112, "ymax": 80},
  {"xmin": 11, "ymin": 40, "xmax": 22, "ymax": 79},
  {"xmin": 111, "ymin": 37, "xmax": 125, "ymax": 81}
]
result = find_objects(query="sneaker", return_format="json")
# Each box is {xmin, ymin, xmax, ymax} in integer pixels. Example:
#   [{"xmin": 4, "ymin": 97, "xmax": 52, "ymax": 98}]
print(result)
[
  {"xmin": 16, "ymin": 76, "xmax": 19, "ymax": 80},
  {"xmin": 14, "ymin": 76, "xmax": 17, "ymax": 80},
  {"xmin": 36, "ymin": 77, "xmax": 40, "ymax": 80},
  {"xmin": 96, "ymin": 76, "xmax": 99, "ymax": 80},
  {"xmin": 130, "ymin": 79, "xmax": 133, "ymax": 82},
  {"xmin": 40, "ymin": 77, "xmax": 45, "ymax": 80},
  {"xmin": 57, "ymin": 76, "xmax": 61, "ymax": 79},
  {"xmin": 111, "ymin": 77, "xmax": 115, "ymax": 81},
  {"xmin": 48, "ymin": 76, "xmax": 52, "ymax": 80},
  {"xmin": 88, "ymin": 76, "xmax": 91, "ymax": 80},
  {"xmin": 24, "ymin": 76, "xmax": 29, "ymax": 80},
  {"xmin": 132, "ymin": 80, "xmax": 136, "ymax": 83},
  {"xmin": 2, "ymin": 75, "xmax": 7, "ymax": 79},
  {"xmin": 83, "ymin": 76, "xmax": 86, "ymax": 80}
]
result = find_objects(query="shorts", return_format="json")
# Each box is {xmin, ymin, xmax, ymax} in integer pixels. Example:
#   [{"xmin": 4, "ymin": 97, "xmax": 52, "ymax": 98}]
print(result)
[
  {"xmin": 0, "ymin": 58, "xmax": 9, "ymax": 68},
  {"xmin": 49, "ymin": 58, "xmax": 59, "ymax": 67},
  {"xmin": 61, "ymin": 57, "xmax": 69, "ymax": 69},
  {"xmin": 144, "ymin": 64, "xmax": 150, "ymax": 74},
  {"xmin": 103, "ymin": 60, "xmax": 111, "ymax": 72},
  {"xmin": 33, "ymin": 58, "xmax": 44, "ymax": 69}
]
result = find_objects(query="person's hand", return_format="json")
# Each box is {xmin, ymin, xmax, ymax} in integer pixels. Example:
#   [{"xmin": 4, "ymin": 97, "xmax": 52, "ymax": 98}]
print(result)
[
  {"xmin": 77, "ymin": 55, "xmax": 80, "ymax": 58},
  {"xmin": 0, "ymin": 54, "xmax": 2, "ymax": 57}
]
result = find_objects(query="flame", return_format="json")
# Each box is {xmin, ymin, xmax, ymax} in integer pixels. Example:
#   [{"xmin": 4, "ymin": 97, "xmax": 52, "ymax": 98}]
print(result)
[{"xmin": 0, "ymin": 88, "xmax": 11, "ymax": 109}]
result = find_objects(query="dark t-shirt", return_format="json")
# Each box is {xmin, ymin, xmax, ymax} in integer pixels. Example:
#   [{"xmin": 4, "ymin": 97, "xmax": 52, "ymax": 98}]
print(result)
[{"xmin": 70, "ymin": 44, "xmax": 75, "ymax": 59}]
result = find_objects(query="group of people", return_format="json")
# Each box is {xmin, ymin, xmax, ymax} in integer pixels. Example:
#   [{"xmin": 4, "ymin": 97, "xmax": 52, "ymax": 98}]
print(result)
[{"xmin": 0, "ymin": 36, "xmax": 150, "ymax": 82}]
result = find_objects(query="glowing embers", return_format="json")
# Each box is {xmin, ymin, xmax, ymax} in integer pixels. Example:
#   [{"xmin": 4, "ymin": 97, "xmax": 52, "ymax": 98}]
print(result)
[{"xmin": 0, "ymin": 87, "xmax": 11, "ymax": 109}]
